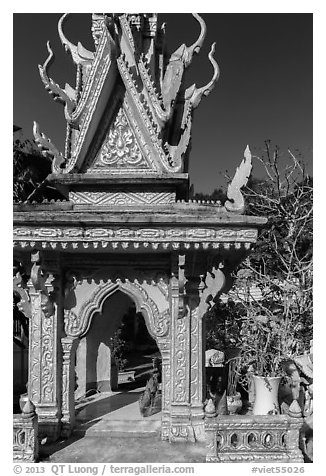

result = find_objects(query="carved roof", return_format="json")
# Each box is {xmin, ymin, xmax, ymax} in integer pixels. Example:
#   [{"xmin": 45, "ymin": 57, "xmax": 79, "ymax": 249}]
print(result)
[
  {"xmin": 33, "ymin": 13, "xmax": 219, "ymax": 191},
  {"xmin": 13, "ymin": 13, "xmax": 266, "ymax": 252}
]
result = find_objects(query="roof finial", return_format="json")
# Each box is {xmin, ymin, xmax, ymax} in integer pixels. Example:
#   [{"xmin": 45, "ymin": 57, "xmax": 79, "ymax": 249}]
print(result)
[
  {"xmin": 58, "ymin": 13, "xmax": 94, "ymax": 65},
  {"xmin": 225, "ymin": 145, "xmax": 252, "ymax": 214}
]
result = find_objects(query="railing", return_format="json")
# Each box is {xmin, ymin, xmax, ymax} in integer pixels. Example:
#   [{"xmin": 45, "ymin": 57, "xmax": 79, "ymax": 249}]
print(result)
[{"xmin": 205, "ymin": 414, "xmax": 304, "ymax": 463}]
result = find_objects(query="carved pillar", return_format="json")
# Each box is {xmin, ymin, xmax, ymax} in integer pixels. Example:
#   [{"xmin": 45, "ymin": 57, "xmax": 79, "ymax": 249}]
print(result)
[
  {"xmin": 169, "ymin": 256, "xmax": 221, "ymax": 443},
  {"xmin": 61, "ymin": 336, "xmax": 79, "ymax": 438},
  {"xmin": 27, "ymin": 251, "xmax": 62, "ymax": 441},
  {"xmin": 158, "ymin": 338, "xmax": 171, "ymax": 440},
  {"xmin": 169, "ymin": 266, "xmax": 194, "ymax": 442},
  {"xmin": 187, "ymin": 277, "xmax": 206, "ymax": 442}
]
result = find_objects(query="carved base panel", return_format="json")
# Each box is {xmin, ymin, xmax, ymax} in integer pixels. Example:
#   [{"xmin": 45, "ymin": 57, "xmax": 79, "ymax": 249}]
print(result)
[
  {"xmin": 36, "ymin": 414, "xmax": 61, "ymax": 442},
  {"xmin": 161, "ymin": 419, "xmax": 170, "ymax": 441},
  {"xmin": 168, "ymin": 418, "xmax": 205, "ymax": 443},
  {"xmin": 61, "ymin": 421, "xmax": 73, "ymax": 439},
  {"xmin": 191, "ymin": 408, "xmax": 206, "ymax": 443},
  {"xmin": 206, "ymin": 453, "xmax": 304, "ymax": 463},
  {"xmin": 169, "ymin": 423, "xmax": 196, "ymax": 443},
  {"xmin": 205, "ymin": 414, "xmax": 304, "ymax": 463},
  {"xmin": 13, "ymin": 414, "xmax": 39, "ymax": 463},
  {"xmin": 169, "ymin": 406, "xmax": 196, "ymax": 443}
]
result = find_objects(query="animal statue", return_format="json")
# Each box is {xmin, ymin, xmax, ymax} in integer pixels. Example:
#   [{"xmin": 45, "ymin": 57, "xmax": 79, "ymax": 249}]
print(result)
[
  {"xmin": 281, "ymin": 345, "xmax": 313, "ymax": 462},
  {"xmin": 139, "ymin": 358, "xmax": 162, "ymax": 417}
]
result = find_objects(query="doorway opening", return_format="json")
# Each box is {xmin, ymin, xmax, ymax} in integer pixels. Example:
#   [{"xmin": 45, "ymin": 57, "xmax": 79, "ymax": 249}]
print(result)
[{"xmin": 74, "ymin": 290, "xmax": 162, "ymax": 432}]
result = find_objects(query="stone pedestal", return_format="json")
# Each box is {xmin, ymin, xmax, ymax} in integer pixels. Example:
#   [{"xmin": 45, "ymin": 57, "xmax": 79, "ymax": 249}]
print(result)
[{"xmin": 13, "ymin": 413, "xmax": 39, "ymax": 462}]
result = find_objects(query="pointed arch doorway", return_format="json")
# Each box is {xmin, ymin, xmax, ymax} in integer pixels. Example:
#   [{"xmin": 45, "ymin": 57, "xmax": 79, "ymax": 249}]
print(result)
[{"xmin": 62, "ymin": 280, "xmax": 171, "ymax": 438}]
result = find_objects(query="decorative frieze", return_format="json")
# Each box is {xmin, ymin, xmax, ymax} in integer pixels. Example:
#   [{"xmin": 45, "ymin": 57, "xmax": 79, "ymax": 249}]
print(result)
[
  {"xmin": 69, "ymin": 191, "xmax": 176, "ymax": 206},
  {"xmin": 14, "ymin": 226, "xmax": 258, "ymax": 242},
  {"xmin": 14, "ymin": 240, "xmax": 253, "ymax": 252}
]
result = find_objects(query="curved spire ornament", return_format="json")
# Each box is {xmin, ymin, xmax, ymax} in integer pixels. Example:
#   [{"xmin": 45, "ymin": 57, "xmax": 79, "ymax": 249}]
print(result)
[
  {"xmin": 33, "ymin": 121, "xmax": 66, "ymax": 173},
  {"xmin": 225, "ymin": 145, "xmax": 252, "ymax": 214},
  {"xmin": 58, "ymin": 13, "xmax": 94, "ymax": 65},
  {"xmin": 38, "ymin": 41, "xmax": 76, "ymax": 120},
  {"xmin": 185, "ymin": 42, "xmax": 220, "ymax": 109},
  {"xmin": 184, "ymin": 13, "xmax": 207, "ymax": 65}
]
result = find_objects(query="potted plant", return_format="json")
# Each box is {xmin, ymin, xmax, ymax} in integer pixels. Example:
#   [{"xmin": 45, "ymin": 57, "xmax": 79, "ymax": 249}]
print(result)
[
  {"xmin": 109, "ymin": 327, "xmax": 131, "ymax": 389},
  {"xmin": 225, "ymin": 348, "xmax": 243, "ymax": 414},
  {"xmin": 205, "ymin": 300, "xmax": 244, "ymax": 413},
  {"xmin": 234, "ymin": 272, "xmax": 312, "ymax": 415}
]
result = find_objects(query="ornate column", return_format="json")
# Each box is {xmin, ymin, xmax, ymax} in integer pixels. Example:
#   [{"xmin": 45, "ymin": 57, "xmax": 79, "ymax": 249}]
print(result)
[
  {"xmin": 187, "ymin": 277, "xmax": 206, "ymax": 442},
  {"xmin": 157, "ymin": 338, "xmax": 171, "ymax": 441},
  {"xmin": 61, "ymin": 336, "xmax": 79, "ymax": 437},
  {"xmin": 168, "ymin": 255, "xmax": 194, "ymax": 442},
  {"xmin": 27, "ymin": 251, "xmax": 62, "ymax": 441},
  {"xmin": 168, "ymin": 255, "xmax": 227, "ymax": 443}
]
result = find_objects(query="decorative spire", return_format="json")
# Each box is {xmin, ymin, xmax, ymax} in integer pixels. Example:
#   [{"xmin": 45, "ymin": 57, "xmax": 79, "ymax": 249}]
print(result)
[
  {"xmin": 34, "ymin": 13, "xmax": 220, "ymax": 178},
  {"xmin": 38, "ymin": 41, "xmax": 76, "ymax": 120},
  {"xmin": 58, "ymin": 13, "xmax": 94, "ymax": 65},
  {"xmin": 225, "ymin": 145, "xmax": 252, "ymax": 213},
  {"xmin": 184, "ymin": 43, "xmax": 220, "ymax": 109}
]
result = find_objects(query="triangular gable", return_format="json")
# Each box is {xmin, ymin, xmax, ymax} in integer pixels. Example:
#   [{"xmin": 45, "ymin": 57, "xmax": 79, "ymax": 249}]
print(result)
[{"xmin": 87, "ymin": 106, "xmax": 157, "ymax": 173}]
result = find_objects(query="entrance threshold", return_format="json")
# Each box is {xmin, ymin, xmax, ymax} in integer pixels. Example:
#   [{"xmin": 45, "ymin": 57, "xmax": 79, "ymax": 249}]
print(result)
[{"xmin": 74, "ymin": 388, "xmax": 161, "ymax": 437}]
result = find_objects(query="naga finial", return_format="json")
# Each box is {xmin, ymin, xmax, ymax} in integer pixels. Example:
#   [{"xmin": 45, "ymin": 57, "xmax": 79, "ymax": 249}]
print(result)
[
  {"xmin": 225, "ymin": 145, "xmax": 252, "ymax": 214},
  {"xmin": 186, "ymin": 13, "xmax": 207, "ymax": 60},
  {"xmin": 58, "ymin": 13, "xmax": 94, "ymax": 65},
  {"xmin": 38, "ymin": 41, "xmax": 76, "ymax": 119},
  {"xmin": 185, "ymin": 42, "xmax": 220, "ymax": 109},
  {"xmin": 33, "ymin": 121, "xmax": 66, "ymax": 173}
]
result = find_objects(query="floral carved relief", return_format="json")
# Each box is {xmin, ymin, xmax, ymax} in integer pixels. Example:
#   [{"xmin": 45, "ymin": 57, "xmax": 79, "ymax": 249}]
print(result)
[
  {"xmin": 190, "ymin": 307, "xmax": 200, "ymax": 403},
  {"xmin": 41, "ymin": 314, "xmax": 55, "ymax": 403},
  {"xmin": 92, "ymin": 108, "xmax": 150, "ymax": 170},
  {"xmin": 63, "ymin": 278, "xmax": 170, "ymax": 339},
  {"xmin": 174, "ymin": 316, "xmax": 188, "ymax": 403},
  {"xmin": 29, "ymin": 293, "xmax": 42, "ymax": 404}
]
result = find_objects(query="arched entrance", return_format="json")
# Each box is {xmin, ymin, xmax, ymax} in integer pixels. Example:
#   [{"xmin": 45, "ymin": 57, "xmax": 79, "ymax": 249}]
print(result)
[{"xmin": 62, "ymin": 279, "xmax": 171, "ymax": 438}]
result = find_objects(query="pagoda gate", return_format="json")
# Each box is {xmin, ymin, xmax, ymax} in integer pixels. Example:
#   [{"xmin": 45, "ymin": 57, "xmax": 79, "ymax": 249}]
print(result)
[{"xmin": 13, "ymin": 13, "xmax": 265, "ymax": 444}]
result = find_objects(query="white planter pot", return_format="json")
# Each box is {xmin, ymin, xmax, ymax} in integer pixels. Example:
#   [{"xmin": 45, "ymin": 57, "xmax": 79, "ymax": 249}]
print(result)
[{"xmin": 252, "ymin": 375, "xmax": 281, "ymax": 415}]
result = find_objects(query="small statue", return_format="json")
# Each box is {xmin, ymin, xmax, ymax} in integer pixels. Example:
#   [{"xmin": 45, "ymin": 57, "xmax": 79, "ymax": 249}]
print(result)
[
  {"xmin": 139, "ymin": 358, "xmax": 162, "ymax": 417},
  {"xmin": 281, "ymin": 342, "xmax": 313, "ymax": 462}
]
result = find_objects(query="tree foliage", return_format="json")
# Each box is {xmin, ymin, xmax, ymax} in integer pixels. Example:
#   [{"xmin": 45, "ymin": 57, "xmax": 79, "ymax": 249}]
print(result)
[
  {"xmin": 206, "ymin": 141, "xmax": 313, "ymax": 380},
  {"xmin": 13, "ymin": 133, "xmax": 64, "ymax": 203}
]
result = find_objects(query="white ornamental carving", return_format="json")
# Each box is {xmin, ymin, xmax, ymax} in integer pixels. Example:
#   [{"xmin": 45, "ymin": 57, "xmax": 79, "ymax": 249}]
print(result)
[
  {"xmin": 14, "ymin": 227, "xmax": 258, "ymax": 242},
  {"xmin": 69, "ymin": 191, "xmax": 176, "ymax": 206},
  {"xmin": 93, "ymin": 108, "xmax": 149, "ymax": 169}
]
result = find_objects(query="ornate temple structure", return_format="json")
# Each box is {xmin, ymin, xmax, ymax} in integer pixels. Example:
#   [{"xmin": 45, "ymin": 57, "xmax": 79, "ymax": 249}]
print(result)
[{"xmin": 13, "ymin": 13, "xmax": 266, "ymax": 446}]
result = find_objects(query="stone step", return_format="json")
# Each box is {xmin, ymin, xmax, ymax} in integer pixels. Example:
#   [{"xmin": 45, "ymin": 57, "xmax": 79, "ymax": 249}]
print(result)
[{"xmin": 74, "ymin": 419, "xmax": 161, "ymax": 438}]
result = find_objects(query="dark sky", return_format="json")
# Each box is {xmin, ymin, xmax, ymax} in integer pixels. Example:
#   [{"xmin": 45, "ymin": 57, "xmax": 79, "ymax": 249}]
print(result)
[{"xmin": 13, "ymin": 13, "xmax": 312, "ymax": 193}]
